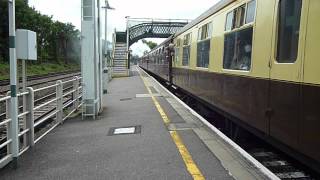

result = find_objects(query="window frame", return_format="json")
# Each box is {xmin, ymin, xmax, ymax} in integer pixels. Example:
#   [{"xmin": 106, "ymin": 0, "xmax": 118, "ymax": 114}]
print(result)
[
  {"xmin": 183, "ymin": 33, "xmax": 192, "ymax": 46},
  {"xmin": 196, "ymin": 39, "xmax": 211, "ymax": 69},
  {"xmin": 222, "ymin": 0, "xmax": 257, "ymax": 72},
  {"xmin": 275, "ymin": 0, "xmax": 302, "ymax": 64},
  {"xmin": 197, "ymin": 22, "xmax": 212, "ymax": 69},
  {"xmin": 224, "ymin": 0, "xmax": 257, "ymax": 33},
  {"xmin": 176, "ymin": 39, "xmax": 181, "ymax": 47},
  {"xmin": 182, "ymin": 33, "xmax": 192, "ymax": 67},
  {"xmin": 198, "ymin": 22, "xmax": 213, "ymax": 42},
  {"xmin": 174, "ymin": 47, "xmax": 180, "ymax": 64}
]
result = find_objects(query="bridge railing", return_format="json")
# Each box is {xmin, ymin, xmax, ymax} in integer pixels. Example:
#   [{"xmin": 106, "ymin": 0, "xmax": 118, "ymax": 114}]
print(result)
[
  {"xmin": 0, "ymin": 76, "xmax": 82, "ymax": 168},
  {"xmin": 127, "ymin": 18, "xmax": 191, "ymax": 28}
]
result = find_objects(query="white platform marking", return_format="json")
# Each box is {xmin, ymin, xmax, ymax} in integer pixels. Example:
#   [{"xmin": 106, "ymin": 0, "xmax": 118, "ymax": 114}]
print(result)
[
  {"xmin": 114, "ymin": 127, "xmax": 135, "ymax": 134},
  {"xmin": 135, "ymin": 94, "xmax": 161, "ymax": 98}
]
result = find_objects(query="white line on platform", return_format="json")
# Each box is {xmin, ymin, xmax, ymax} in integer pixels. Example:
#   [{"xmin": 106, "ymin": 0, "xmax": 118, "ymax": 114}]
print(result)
[{"xmin": 138, "ymin": 66, "xmax": 280, "ymax": 180}]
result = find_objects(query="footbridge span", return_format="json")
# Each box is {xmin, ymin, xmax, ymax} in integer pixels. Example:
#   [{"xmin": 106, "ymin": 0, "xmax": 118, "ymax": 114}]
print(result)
[{"xmin": 111, "ymin": 18, "xmax": 190, "ymax": 77}]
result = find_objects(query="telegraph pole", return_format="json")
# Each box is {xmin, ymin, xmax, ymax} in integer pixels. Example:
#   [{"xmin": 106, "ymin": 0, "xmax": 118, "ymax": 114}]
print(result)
[{"xmin": 8, "ymin": 0, "xmax": 19, "ymax": 168}]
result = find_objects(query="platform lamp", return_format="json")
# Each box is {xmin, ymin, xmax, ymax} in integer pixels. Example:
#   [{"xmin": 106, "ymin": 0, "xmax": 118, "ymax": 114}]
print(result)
[
  {"xmin": 102, "ymin": 0, "xmax": 114, "ymax": 61},
  {"xmin": 102, "ymin": 0, "xmax": 114, "ymax": 94}
]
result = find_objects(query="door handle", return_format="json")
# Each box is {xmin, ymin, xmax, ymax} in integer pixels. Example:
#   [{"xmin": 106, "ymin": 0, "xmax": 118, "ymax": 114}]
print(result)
[{"xmin": 265, "ymin": 108, "xmax": 274, "ymax": 118}]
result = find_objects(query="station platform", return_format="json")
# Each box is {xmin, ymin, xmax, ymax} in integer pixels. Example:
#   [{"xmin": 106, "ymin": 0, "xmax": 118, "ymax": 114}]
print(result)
[{"xmin": 0, "ymin": 66, "xmax": 273, "ymax": 180}]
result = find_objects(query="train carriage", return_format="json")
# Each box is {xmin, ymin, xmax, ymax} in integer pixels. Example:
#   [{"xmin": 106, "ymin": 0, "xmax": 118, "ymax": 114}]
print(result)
[
  {"xmin": 140, "ymin": 37, "xmax": 173, "ymax": 81},
  {"xmin": 140, "ymin": 0, "xmax": 320, "ymax": 172}
]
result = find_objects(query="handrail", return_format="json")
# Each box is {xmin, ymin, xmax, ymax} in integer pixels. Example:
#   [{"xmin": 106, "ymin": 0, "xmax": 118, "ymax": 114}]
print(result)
[
  {"xmin": 62, "ymin": 89, "xmax": 76, "ymax": 98},
  {"xmin": 0, "ymin": 96, "xmax": 10, "ymax": 102},
  {"xmin": 0, "ymin": 139, "xmax": 12, "ymax": 150},
  {"xmin": 34, "ymin": 84, "xmax": 58, "ymax": 93},
  {"xmin": 17, "ymin": 111, "xmax": 29, "ymax": 118},
  {"xmin": 34, "ymin": 110, "xmax": 58, "ymax": 128},
  {"xmin": 0, "ymin": 119, "xmax": 12, "ymax": 126},
  {"xmin": 17, "ymin": 91, "xmax": 29, "ymax": 97},
  {"xmin": 18, "ymin": 128, "xmax": 30, "ymax": 137},
  {"xmin": 62, "ymin": 78, "xmax": 77, "ymax": 85},
  {"xmin": 34, "ymin": 98, "xmax": 57, "ymax": 111},
  {"xmin": 0, "ymin": 75, "xmax": 83, "ymax": 169}
]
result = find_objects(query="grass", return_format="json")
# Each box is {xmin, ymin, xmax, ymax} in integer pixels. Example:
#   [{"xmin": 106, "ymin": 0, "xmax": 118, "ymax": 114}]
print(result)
[{"xmin": 0, "ymin": 62, "xmax": 80, "ymax": 80}]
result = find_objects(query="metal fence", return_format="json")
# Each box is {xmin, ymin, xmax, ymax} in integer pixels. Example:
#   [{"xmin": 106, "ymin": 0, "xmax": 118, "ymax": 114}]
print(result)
[{"xmin": 0, "ymin": 76, "xmax": 82, "ymax": 168}]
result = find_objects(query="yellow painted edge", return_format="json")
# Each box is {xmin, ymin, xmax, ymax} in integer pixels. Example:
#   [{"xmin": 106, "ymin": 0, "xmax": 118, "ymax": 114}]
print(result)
[
  {"xmin": 138, "ymin": 67, "xmax": 205, "ymax": 180},
  {"xmin": 170, "ymin": 131, "xmax": 205, "ymax": 180}
]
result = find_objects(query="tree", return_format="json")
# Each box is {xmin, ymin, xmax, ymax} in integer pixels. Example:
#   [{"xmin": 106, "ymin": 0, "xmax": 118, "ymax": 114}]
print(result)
[
  {"xmin": 0, "ymin": 0, "xmax": 80, "ymax": 63},
  {"xmin": 142, "ymin": 39, "xmax": 158, "ymax": 50}
]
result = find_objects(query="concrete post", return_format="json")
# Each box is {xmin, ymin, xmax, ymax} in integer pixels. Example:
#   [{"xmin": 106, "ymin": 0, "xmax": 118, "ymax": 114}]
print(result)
[
  {"xmin": 73, "ymin": 76, "xmax": 79, "ymax": 110},
  {"xmin": 8, "ymin": 0, "xmax": 19, "ymax": 168},
  {"xmin": 5, "ymin": 93, "xmax": 11, "ymax": 156},
  {"xmin": 25, "ymin": 87, "xmax": 34, "ymax": 147},
  {"xmin": 22, "ymin": 59, "xmax": 27, "ymax": 148},
  {"xmin": 56, "ymin": 80, "xmax": 63, "ymax": 123}
]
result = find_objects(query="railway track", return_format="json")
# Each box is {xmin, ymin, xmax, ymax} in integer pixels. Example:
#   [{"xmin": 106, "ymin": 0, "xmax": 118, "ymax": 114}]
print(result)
[
  {"xmin": 148, "ymin": 72, "xmax": 319, "ymax": 180},
  {"xmin": 250, "ymin": 148, "xmax": 311, "ymax": 179},
  {"xmin": 0, "ymin": 70, "xmax": 80, "ymax": 86},
  {"xmin": 0, "ymin": 71, "xmax": 80, "ymax": 96}
]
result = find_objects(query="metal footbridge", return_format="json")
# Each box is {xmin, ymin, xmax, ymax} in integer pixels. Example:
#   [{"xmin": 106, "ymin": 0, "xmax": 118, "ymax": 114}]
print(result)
[
  {"xmin": 127, "ymin": 18, "xmax": 190, "ymax": 46},
  {"xmin": 111, "ymin": 18, "xmax": 189, "ymax": 77}
]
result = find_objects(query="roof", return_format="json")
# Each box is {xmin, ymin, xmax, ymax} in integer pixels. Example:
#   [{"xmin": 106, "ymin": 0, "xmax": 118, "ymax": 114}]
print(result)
[{"xmin": 174, "ymin": 0, "xmax": 235, "ymax": 37}]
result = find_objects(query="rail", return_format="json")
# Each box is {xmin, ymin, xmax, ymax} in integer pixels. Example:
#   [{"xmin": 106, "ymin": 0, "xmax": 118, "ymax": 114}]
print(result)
[{"xmin": 0, "ymin": 76, "xmax": 82, "ymax": 168}]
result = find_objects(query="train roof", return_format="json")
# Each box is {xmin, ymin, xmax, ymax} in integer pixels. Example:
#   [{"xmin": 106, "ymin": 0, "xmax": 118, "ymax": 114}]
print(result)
[
  {"xmin": 147, "ymin": 35, "xmax": 173, "ymax": 54},
  {"xmin": 141, "ymin": 0, "xmax": 234, "ymax": 58},
  {"xmin": 174, "ymin": 0, "xmax": 235, "ymax": 37}
]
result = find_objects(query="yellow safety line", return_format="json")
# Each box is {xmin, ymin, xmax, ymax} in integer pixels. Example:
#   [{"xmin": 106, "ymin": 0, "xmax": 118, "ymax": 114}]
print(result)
[
  {"xmin": 138, "ymin": 67, "xmax": 205, "ymax": 180},
  {"xmin": 170, "ymin": 131, "xmax": 205, "ymax": 180}
]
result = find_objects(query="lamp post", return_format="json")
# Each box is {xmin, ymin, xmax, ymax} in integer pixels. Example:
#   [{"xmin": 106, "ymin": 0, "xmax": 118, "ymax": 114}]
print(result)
[
  {"xmin": 102, "ymin": 0, "xmax": 114, "ymax": 64},
  {"xmin": 125, "ymin": 16, "xmax": 130, "ymax": 75}
]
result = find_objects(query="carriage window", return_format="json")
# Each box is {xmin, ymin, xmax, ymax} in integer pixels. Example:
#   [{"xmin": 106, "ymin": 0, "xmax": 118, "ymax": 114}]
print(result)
[
  {"xmin": 225, "ymin": 11, "xmax": 234, "ymax": 31},
  {"xmin": 198, "ymin": 22, "xmax": 212, "ymax": 40},
  {"xmin": 223, "ymin": 27, "xmax": 253, "ymax": 71},
  {"xmin": 276, "ymin": 0, "xmax": 302, "ymax": 63},
  {"xmin": 182, "ymin": 46, "xmax": 190, "ymax": 66},
  {"xmin": 175, "ymin": 47, "xmax": 179, "ymax": 63},
  {"xmin": 197, "ymin": 22, "xmax": 212, "ymax": 68},
  {"xmin": 233, "ymin": 5, "xmax": 246, "ymax": 29},
  {"xmin": 223, "ymin": 1, "xmax": 256, "ymax": 71},
  {"xmin": 183, "ymin": 33, "xmax": 191, "ymax": 45},
  {"xmin": 225, "ymin": 1, "xmax": 256, "ymax": 31},
  {"xmin": 197, "ymin": 39, "xmax": 210, "ymax": 68},
  {"xmin": 246, "ymin": 0, "xmax": 256, "ymax": 24},
  {"xmin": 176, "ymin": 39, "xmax": 181, "ymax": 47},
  {"xmin": 182, "ymin": 33, "xmax": 192, "ymax": 66}
]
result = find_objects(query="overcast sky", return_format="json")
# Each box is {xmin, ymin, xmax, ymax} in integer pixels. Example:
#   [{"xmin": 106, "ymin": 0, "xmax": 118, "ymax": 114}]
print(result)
[{"xmin": 28, "ymin": 0, "xmax": 220, "ymax": 56}]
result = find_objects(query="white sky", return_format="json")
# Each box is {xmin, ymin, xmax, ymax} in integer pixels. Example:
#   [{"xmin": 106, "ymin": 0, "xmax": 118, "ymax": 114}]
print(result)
[{"xmin": 28, "ymin": 0, "xmax": 220, "ymax": 56}]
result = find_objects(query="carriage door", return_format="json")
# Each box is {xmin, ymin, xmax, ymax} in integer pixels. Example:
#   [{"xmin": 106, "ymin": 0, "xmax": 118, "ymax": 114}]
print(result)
[{"xmin": 269, "ymin": 0, "xmax": 306, "ymax": 149}]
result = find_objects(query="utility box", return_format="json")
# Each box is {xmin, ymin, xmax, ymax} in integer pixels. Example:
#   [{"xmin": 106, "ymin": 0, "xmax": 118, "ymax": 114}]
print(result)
[{"xmin": 16, "ymin": 29, "xmax": 37, "ymax": 60}]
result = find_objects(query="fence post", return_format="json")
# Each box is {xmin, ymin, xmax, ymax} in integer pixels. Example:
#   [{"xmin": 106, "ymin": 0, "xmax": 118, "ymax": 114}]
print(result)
[
  {"xmin": 5, "ymin": 92, "xmax": 11, "ymax": 156},
  {"xmin": 73, "ymin": 76, "xmax": 79, "ymax": 110},
  {"xmin": 25, "ymin": 87, "xmax": 34, "ymax": 147},
  {"xmin": 56, "ymin": 80, "xmax": 63, "ymax": 124}
]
